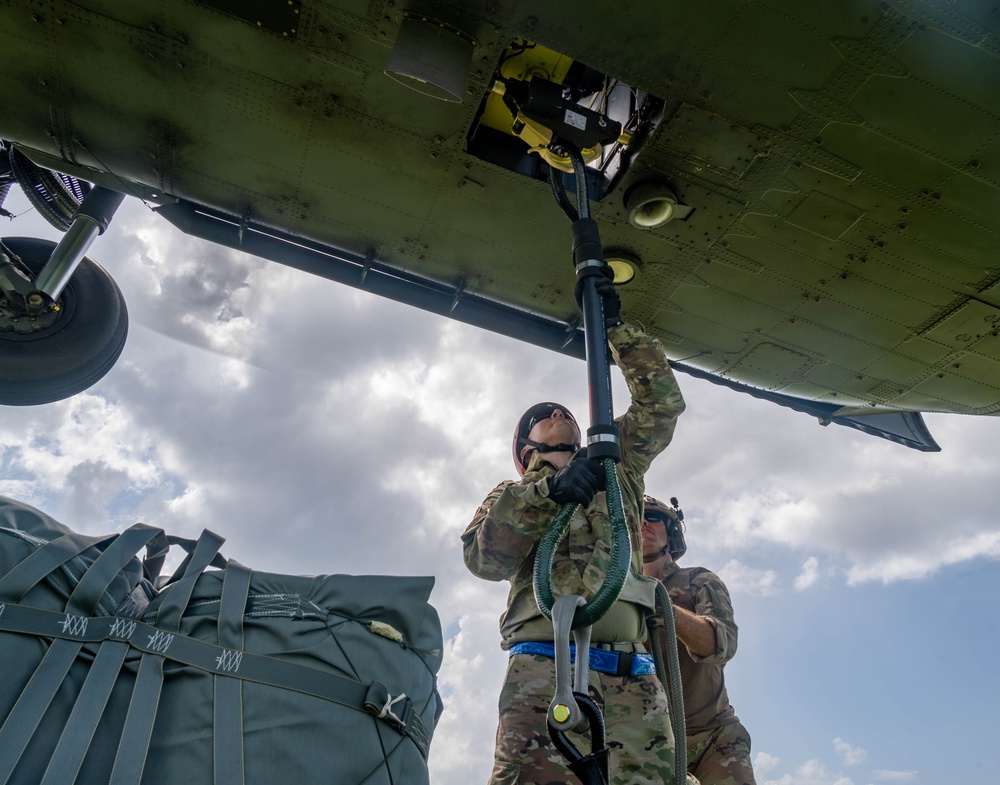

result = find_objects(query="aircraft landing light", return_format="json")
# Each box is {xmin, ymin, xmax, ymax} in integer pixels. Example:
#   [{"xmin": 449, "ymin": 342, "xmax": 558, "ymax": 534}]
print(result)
[{"xmin": 605, "ymin": 251, "xmax": 641, "ymax": 286}]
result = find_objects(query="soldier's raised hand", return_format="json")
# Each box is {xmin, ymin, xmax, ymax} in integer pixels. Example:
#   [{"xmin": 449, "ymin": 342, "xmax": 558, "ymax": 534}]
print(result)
[{"xmin": 546, "ymin": 457, "xmax": 605, "ymax": 506}]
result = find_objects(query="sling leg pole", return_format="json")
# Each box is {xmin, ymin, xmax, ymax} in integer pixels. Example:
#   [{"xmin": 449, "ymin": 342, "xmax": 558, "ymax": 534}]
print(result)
[{"xmin": 572, "ymin": 218, "xmax": 620, "ymax": 464}]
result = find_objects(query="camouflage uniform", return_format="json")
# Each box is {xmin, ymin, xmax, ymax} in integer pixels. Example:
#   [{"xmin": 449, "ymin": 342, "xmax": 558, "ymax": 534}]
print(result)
[
  {"xmin": 651, "ymin": 562, "xmax": 756, "ymax": 785},
  {"xmin": 463, "ymin": 322, "xmax": 686, "ymax": 785}
]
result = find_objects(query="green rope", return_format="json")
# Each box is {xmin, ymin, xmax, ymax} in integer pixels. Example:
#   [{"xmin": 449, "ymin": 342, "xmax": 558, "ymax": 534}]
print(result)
[
  {"xmin": 532, "ymin": 458, "xmax": 633, "ymax": 629},
  {"xmin": 649, "ymin": 581, "xmax": 688, "ymax": 785}
]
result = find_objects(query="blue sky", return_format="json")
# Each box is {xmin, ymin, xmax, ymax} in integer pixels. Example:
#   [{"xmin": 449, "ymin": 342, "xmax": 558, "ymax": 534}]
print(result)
[
  {"xmin": 729, "ymin": 559, "xmax": 997, "ymax": 782},
  {"xmin": 1, "ymin": 194, "xmax": 997, "ymax": 784}
]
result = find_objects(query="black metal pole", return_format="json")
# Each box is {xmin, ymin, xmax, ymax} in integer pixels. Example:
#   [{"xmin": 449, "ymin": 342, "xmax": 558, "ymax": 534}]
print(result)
[
  {"xmin": 558, "ymin": 145, "xmax": 620, "ymax": 464},
  {"xmin": 572, "ymin": 216, "xmax": 620, "ymax": 464}
]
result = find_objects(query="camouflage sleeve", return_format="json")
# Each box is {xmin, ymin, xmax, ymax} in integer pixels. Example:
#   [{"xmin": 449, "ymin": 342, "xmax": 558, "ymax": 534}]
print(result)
[
  {"xmin": 688, "ymin": 569, "xmax": 739, "ymax": 665},
  {"xmin": 609, "ymin": 321, "xmax": 686, "ymax": 479},
  {"xmin": 460, "ymin": 473, "xmax": 562, "ymax": 581}
]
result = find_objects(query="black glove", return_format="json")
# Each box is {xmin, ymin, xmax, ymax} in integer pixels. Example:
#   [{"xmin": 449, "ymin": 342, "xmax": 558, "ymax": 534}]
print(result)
[
  {"xmin": 546, "ymin": 457, "xmax": 606, "ymax": 506},
  {"xmin": 574, "ymin": 272, "xmax": 621, "ymax": 328}
]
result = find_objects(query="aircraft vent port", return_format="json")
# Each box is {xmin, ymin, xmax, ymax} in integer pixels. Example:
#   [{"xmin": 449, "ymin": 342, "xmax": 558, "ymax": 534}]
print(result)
[
  {"xmin": 466, "ymin": 39, "xmax": 665, "ymax": 199},
  {"xmin": 385, "ymin": 14, "xmax": 476, "ymax": 103},
  {"xmin": 623, "ymin": 182, "xmax": 694, "ymax": 229}
]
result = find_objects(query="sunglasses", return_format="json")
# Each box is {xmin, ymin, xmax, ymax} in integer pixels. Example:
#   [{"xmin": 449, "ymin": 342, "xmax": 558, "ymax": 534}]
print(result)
[{"xmin": 528, "ymin": 409, "xmax": 575, "ymax": 430}]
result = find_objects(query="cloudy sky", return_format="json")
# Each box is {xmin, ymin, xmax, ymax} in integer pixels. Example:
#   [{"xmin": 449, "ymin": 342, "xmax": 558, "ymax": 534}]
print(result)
[{"xmin": 1, "ymin": 191, "xmax": 997, "ymax": 785}]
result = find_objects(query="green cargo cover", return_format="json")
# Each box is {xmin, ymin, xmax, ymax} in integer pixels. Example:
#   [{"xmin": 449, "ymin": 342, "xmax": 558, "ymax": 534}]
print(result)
[{"xmin": 0, "ymin": 496, "xmax": 443, "ymax": 785}]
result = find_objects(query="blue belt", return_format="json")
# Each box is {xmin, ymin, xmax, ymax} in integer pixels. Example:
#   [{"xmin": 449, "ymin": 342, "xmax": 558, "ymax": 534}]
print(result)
[{"xmin": 509, "ymin": 642, "xmax": 655, "ymax": 677}]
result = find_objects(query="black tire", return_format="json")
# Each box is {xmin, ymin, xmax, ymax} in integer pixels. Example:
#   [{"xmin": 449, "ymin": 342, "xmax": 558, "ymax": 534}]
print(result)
[{"xmin": 0, "ymin": 237, "xmax": 128, "ymax": 405}]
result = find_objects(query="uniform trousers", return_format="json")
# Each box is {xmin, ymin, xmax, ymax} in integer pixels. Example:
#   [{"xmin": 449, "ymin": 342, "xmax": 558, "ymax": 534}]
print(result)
[
  {"xmin": 489, "ymin": 652, "xmax": 677, "ymax": 785},
  {"xmin": 686, "ymin": 722, "xmax": 756, "ymax": 785}
]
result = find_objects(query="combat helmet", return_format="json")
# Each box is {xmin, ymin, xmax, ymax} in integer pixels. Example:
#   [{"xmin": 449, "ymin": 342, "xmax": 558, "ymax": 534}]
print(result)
[
  {"xmin": 512, "ymin": 402, "xmax": 580, "ymax": 475},
  {"xmin": 642, "ymin": 495, "xmax": 686, "ymax": 560}
]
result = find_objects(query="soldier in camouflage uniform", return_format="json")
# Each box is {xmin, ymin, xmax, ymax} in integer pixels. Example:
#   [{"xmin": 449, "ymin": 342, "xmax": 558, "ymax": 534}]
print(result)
[
  {"xmin": 463, "ymin": 278, "xmax": 687, "ymax": 785},
  {"xmin": 641, "ymin": 497, "xmax": 757, "ymax": 785}
]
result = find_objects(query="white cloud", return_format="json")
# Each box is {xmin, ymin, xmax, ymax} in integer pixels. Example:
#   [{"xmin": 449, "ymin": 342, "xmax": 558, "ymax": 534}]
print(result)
[
  {"xmin": 762, "ymin": 758, "xmax": 855, "ymax": 785},
  {"xmin": 698, "ymin": 488, "xmax": 825, "ymax": 551},
  {"xmin": 428, "ymin": 586, "xmax": 509, "ymax": 784},
  {"xmin": 846, "ymin": 529, "xmax": 1000, "ymax": 585},
  {"xmin": 833, "ymin": 737, "xmax": 867, "ymax": 766},
  {"xmin": 8, "ymin": 396, "xmax": 158, "ymax": 488},
  {"xmin": 754, "ymin": 751, "xmax": 781, "ymax": 773},
  {"xmin": 871, "ymin": 770, "xmax": 917, "ymax": 781},
  {"xmin": 643, "ymin": 374, "xmax": 1000, "ymax": 588},
  {"xmin": 795, "ymin": 556, "xmax": 821, "ymax": 590},
  {"xmin": 717, "ymin": 559, "xmax": 780, "ymax": 596}
]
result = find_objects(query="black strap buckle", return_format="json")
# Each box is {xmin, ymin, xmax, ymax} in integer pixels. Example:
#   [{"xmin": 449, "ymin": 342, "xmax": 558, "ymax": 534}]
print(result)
[
  {"xmin": 614, "ymin": 651, "xmax": 634, "ymax": 677},
  {"xmin": 364, "ymin": 682, "xmax": 410, "ymax": 732},
  {"xmin": 363, "ymin": 681, "xmax": 430, "ymax": 759}
]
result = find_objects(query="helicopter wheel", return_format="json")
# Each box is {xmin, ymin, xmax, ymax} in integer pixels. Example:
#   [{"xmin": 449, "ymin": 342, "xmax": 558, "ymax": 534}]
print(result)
[{"xmin": 0, "ymin": 237, "xmax": 128, "ymax": 405}]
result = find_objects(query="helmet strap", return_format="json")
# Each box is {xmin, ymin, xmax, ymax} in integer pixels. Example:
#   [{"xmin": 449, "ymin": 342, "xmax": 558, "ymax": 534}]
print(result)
[{"xmin": 643, "ymin": 543, "xmax": 671, "ymax": 563}]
